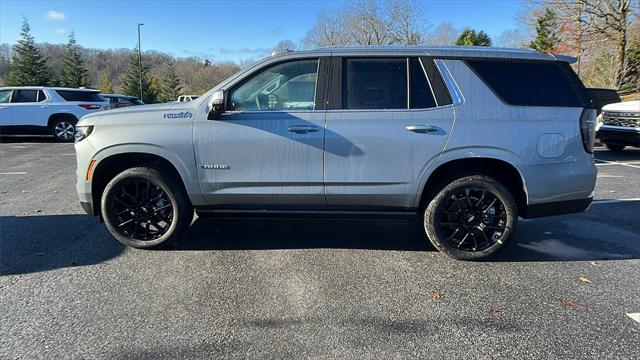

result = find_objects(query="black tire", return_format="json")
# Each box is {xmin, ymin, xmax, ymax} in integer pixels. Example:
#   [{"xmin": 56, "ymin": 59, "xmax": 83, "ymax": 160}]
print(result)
[
  {"xmin": 101, "ymin": 167, "xmax": 192, "ymax": 249},
  {"xmin": 605, "ymin": 143, "xmax": 625, "ymax": 152},
  {"xmin": 51, "ymin": 117, "xmax": 77, "ymax": 142},
  {"xmin": 424, "ymin": 175, "xmax": 517, "ymax": 261}
]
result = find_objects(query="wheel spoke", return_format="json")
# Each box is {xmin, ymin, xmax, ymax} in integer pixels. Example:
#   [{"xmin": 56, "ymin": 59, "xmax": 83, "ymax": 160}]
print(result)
[{"xmin": 457, "ymin": 232, "xmax": 469, "ymax": 248}]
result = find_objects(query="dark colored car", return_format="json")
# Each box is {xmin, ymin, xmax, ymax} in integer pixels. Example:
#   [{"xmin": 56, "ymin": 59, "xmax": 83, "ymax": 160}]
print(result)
[
  {"xmin": 586, "ymin": 88, "xmax": 621, "ymax": 114},
  {"xmin": 101, "ymin": 94, "xmax": 144, "ymax": 109}
]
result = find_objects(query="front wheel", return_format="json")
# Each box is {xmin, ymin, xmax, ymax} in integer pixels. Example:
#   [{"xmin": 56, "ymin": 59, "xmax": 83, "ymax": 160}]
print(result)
[
  {"xmin": 424, "ymin": 175, "xmax": 517, "ymax": 260},
  {"xmin": 101, "ymin": 167, "xmax": 193, "ymax": 249}
]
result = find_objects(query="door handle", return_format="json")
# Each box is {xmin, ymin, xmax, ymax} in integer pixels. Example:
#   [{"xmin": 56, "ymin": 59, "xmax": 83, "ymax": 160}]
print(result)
[
  {"xmin": 288, "ymin": 125, "xmax": 320, "ymax": 134},
  {"xmin": 40, "ymin": 105, "xmax": 49, "ymax": 108},
  {"xmin": 406, "ymin": 125, "xmax": 439, "ymax": 133}
]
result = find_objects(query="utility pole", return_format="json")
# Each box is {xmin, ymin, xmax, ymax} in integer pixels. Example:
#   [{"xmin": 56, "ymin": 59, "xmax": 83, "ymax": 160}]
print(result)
[{"xmin": 137, "ymin": 23, "xmax": 144, "ymax": 100}]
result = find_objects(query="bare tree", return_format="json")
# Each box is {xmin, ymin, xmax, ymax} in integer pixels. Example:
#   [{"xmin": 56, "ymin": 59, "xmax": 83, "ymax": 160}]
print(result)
[
  {"xmin": 531, "ymin": 0, "xmax": 635, "ymax": 87},
  {"xmin": 427, "ymin": 22, "xmax": 460, "ymax": 45},
  {"xmin": 304, "ymin": 10, "xmax": 350, "ymax": 47},
  {"xmin": 497, "ymin": 29, "xmax": 530, "ymax": 48},
  {"xmin": 304, "ymin": 0, "xmax": 428, "ymax": 47}
]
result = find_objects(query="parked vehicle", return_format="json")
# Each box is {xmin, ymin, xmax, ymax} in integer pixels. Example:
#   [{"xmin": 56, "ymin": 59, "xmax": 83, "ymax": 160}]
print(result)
[
  {"xmin": 586, "ymin": 88, "xmax": 621, "ymax": 114},
  {"xmin": 597, "ymin": 100, "xmax": 640, "ymax": 152},
  {"xmin": 177, "ymin": 95, "xmax": 199, "ymax": 102},
  {"xmin": 101, "ymin": 94, "xmax": 144, "ymax": 109},
  {"xmin": 0, "ymin": 87, "xmax": 108, "ymax": 141},
  {"xmin": 74, "ymin": 46, "xmax": 597, "ymax": 260}
]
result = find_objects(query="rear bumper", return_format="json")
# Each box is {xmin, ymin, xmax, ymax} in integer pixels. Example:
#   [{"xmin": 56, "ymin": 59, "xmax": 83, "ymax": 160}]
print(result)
[
  {"xmin": 522, "ymin": 196, "xmax": 593, "ymax": 219},
  {"xmin": 597, "ymin": 127, "xmax": 640, "ymax": 147}
]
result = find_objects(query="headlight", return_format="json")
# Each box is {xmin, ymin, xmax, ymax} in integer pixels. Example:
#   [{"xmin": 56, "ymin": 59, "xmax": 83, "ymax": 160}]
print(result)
[{"xmin": 74, "ymin": 125, "xmax": 94, "ymax": 142}]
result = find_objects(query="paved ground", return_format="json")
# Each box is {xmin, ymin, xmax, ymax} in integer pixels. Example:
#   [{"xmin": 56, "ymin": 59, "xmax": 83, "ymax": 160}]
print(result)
[{"xmin": 1, "ymin": 136, "xmax": 639, "ymax": 359}]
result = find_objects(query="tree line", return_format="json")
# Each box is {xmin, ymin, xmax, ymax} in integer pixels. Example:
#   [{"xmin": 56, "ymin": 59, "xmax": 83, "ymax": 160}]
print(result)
[
  {"xmin": 1, "ymin": 0, "xmax": 638, "ymax": 97},
  {"xmin": 0, "ymin": 19, "xmax": 240, "ymax": 103}
]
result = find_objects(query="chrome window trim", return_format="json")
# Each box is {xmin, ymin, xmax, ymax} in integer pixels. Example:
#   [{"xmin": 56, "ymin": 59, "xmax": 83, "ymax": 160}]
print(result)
[{"xmin": 435, "ymin": 59, "xmax": 464, "ymax": 106}]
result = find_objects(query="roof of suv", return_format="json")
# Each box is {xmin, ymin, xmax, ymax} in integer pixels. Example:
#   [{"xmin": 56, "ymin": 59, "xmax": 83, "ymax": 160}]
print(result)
[
  {"xmin": 0, "ymin": 86, "xmax": 100, "ymax": 92},
  {"xmin": 272, "ymin": 46, "xmax": 576, "ymax": 63}
]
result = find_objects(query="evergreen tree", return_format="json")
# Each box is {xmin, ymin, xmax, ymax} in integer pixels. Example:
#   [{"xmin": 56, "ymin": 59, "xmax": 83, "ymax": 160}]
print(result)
[
  {"xmin": 456, "ymin": 29, "xmax": 492, "ymax": 47},
  {"xmin": 529, "ymin": 8, "xmax": 560, "ymax": 52},
  {"xmin": 159, "ymin": 62, "xmax": 182, "ymax": 102},
  {"xmin": 148, "ymin": 73, "xmax": 159, "ymax": 103},
  {"xmin": 100, "ymin": 71, "xmax": 113, "ymax": 93},
  {"xmin": 60, "ymin": 31, "xmax": 88, "ymax": 88},
  {"xmin": 121, "ymin": 48, "xmax": 154, "ymax": 102},
  {"xmin": 620, "ymin": 38, "xmax": 640, "ymax": 92},
  {"xmin": 7, "ymin": 18, "xmax": 52, "ymax": 86}
]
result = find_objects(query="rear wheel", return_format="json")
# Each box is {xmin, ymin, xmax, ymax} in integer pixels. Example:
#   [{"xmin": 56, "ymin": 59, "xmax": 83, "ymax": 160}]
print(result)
[
  {"xmin": 51, "ymin": 117, "xmax": 76, "ymax": 142},
  {"xmin": 605, "ymin": 143, "xmax": 625, "ymax": 152},
  {"xmin": 424, "ymin": 175, "xmax": 517, "ymax": 260},
  {"xmin": 101, "ymin": 167, "xmax": 192, "ymax": 248}
]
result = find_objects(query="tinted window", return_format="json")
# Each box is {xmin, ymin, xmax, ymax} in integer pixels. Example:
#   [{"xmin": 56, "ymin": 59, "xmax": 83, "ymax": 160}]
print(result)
[
  {"xmin": 423, "ymin": 58, "xmax": 453, "ymax": 106},
  {"xmin": 343, "ymin": 58, "xmax": 407, "ymax": 110},
  {"xmin": 230, "ymin": 59, "xmax": 318, "ymax": 111},
  {"xmin": 410, "ymin": 58, "xmax": 437, "ymax": 109},
  {"xmin": 11, "ymin": 90, "xmax": 38, "ymax": 103},
  {"xmin": 0, "ymin": 90, "xmax": 11, "ymax": 104},
  {"xmin": 55, "ymin": 90, "xmax": 103, "ymax": 102},
  {"xmin": 466, "ymin": 60, "xmax": 585, "ymax": 107}
]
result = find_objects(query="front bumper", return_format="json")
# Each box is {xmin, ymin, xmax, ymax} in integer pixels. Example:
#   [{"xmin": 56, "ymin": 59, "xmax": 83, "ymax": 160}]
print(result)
[{"xmin": 597, "ymin": 126, "xmax": 640, "ymax": 147}]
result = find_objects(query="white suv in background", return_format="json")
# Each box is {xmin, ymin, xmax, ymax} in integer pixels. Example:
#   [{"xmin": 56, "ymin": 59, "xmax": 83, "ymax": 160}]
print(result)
[
  {"xmin": 176, "ymin": 95, "xmax": 199, "ymax": 102},
  {"xmin": 0, "ymin": 87, "xmax": 108, "ymax": 141}
]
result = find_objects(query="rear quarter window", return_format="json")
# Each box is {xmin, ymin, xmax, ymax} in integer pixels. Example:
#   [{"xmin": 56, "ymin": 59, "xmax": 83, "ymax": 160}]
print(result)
[
  {"xmin": 466, "ymin": 60, "xmax": 588, "ymax": 107},
  {"xmin": 55, "ymin": 90, "xmax": 103, "ymax": 102}
]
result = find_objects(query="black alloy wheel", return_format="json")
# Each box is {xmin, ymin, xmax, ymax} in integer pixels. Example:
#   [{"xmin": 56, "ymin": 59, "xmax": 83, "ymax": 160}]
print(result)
[{"xmin": 424, "ymin": 175, "xmax": 517, "ymax": 260}]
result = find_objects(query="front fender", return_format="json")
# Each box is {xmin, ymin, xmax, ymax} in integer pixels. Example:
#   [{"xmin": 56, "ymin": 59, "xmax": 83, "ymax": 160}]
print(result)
[{"xmin": 89, "ymin": 142, "xmax": 207, "ymax": 206}]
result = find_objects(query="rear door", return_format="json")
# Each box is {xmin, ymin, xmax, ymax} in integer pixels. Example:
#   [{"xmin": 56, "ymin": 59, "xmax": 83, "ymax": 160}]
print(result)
[{"xmin": 323, "ymin": 56, "xmax": 455, "ymax": 209}]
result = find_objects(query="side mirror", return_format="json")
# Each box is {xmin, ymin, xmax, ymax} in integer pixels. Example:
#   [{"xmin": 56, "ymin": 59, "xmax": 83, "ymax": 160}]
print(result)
[{"xmin": 207, "ymin": 90, "xmax": 225, "ymax": 120}]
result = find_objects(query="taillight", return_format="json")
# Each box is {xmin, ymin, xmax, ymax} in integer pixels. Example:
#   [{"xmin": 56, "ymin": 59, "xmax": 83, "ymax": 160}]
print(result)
[
  {"xmin": 580, "ymin": 108, "xmax": 597, "ymax": 154},
  {"xmin": 79, "ymin": 104, "xmax": 101, "ymax": 110}
]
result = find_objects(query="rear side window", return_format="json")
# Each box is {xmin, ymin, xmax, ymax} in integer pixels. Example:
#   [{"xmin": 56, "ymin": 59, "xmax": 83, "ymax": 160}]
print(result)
[
  {"xmin": 11, "ymin": 89, "xmax": 38, "ymax": 103},
  {"xmin": 343, "ymin": 58, "xmax": 407, "ymax": 110},
  {"xmin": 409, "ymin": 58, "xmax": 436, "ymax": 109},
  {"xmin": 466, "ymin": 60, "xmax": 586, "ymax": 107},
  {"xmin": 55, "ymin": 90, "xmax": 103, "ymax": 102}
]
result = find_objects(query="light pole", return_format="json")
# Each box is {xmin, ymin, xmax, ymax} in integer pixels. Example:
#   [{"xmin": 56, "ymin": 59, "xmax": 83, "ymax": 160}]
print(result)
[{"xmin": 137, "ymin": 23, "xmax": 144, "ymax": 100}]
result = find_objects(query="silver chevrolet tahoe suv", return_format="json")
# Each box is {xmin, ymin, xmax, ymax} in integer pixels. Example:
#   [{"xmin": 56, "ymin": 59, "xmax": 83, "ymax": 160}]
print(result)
[{"xmin": 74, "ymin": 46, "xmax": 597, "ymax": 260}]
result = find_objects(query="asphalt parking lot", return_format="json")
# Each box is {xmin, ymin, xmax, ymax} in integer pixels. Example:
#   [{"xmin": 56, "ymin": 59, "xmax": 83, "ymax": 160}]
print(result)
[{"xmin": 1, "ymin": 137, "xmax": 639, "ymax": 359}]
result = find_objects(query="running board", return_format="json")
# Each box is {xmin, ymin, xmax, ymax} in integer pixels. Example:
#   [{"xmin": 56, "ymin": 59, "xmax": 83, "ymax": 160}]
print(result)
[{"xmin": 195, "ymin": 209, "xmax": 421, "ymax": 220}]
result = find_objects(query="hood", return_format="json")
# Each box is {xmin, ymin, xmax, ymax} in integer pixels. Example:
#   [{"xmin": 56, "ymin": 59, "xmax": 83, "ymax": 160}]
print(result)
[
  {"xmin": 602, "ymin": 100, "xmax": 640, "ymax": 113},
  {"xmin": 77, "ymin": 101, "xmax": 196, "ymax": 126}
]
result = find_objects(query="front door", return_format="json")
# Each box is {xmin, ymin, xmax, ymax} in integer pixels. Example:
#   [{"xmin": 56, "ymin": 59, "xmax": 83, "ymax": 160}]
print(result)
[
  {"xmin": 324, "ymin": 57, "xmax": 455, "ymax": 209},
  {"xmin": 194, "ymin": 58, "xmax": 328, "ymax": 207}
]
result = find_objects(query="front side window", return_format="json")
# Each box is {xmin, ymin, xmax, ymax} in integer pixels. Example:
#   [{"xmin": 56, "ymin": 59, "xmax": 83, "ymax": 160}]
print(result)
[
  {"xmin": 0, "ymin": 90, "xmax": 11, "ymax": 103},
  {"xmin": 229, "ymin": 59, "xmax": 319, "ymax": 111},
  {"xmin": 343, "ymin": 58, "xmax": 407, "ymax": 110},
  {"xmin": 11, "ymin": 89, "xmax": 38, "ymax": 103}
]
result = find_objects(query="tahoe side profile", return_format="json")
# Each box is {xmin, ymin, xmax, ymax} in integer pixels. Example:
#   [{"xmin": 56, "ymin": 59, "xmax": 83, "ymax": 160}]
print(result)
[{"xmin": 74, "ymin": 46, "xmax": 597, "ymax": 260}]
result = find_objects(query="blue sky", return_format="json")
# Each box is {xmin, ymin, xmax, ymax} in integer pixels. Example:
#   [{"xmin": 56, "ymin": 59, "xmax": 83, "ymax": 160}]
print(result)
[{"xmin": 0, "ymin": 0, "xmax": 524, "ymax": 63}]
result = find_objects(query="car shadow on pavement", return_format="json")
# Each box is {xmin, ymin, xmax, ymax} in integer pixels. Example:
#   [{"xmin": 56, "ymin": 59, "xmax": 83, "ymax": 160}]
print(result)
[
  {"xmin": 0, "ymin": 135, "xmax": 58, "ymax": 143},
  {"xmin": 172, "ymin": 201, "xmax": 640, "ymax": 262},
  {"xmin": 594, "ymin": 147, "xmax": 640, "ymax": 161},
  {"xmin": 173, "ymin": 218, "xmax": 431, "ymax": 252},
  {"xmin": 0, "ymin": 215, "xmax": 125, "ymax": 276}
]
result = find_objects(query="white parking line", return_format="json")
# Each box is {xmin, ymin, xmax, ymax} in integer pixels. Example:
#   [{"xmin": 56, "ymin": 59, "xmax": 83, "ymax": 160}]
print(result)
[
  {"xmin": 0, "ymin": 172, "xmax": 27, "ymax": 175},
  {"xmin": 627, "ymin": 313, "xmax": 640, "ymax": 323},
  {"xmin": 592, "ymin": 198, "xmax": 640, "ymax": 205},
  {"xmin": 595, "ymin": 159, "xmax": 640, "ymax": 169},
  {"xmin": 596, "ymin": 174, "xmax": 623, "ymax": 178}
]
